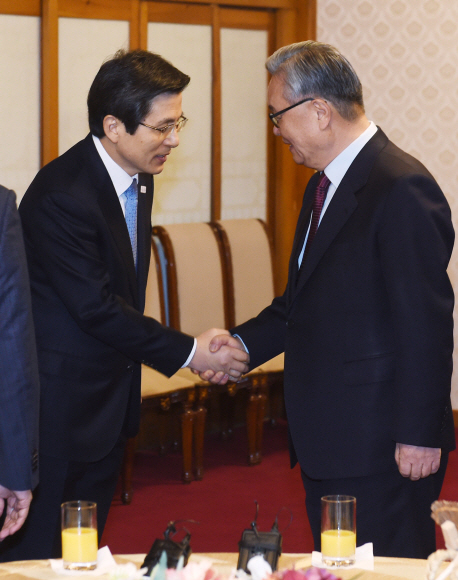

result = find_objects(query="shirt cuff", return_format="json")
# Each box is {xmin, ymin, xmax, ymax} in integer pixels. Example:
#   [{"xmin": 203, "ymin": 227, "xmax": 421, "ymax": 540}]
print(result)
[
  {"xmin": 182, "ymin": 338, "xmax": 197, "ymax": 368},
  {"xmin": 232, "ymin": 333, "xmax": 249, "ymax": 354}
]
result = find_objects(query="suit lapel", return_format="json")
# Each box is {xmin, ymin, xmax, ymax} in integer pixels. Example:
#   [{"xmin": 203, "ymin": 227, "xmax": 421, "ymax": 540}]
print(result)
[
  {"xmin": 286, "ymin": 173, "xmax": 318, "ymax": 304},
  {"xmin": 295, "ymin": 183, "xmax": 358, "ymax": 291},
  {"xmin": 136, "ymin": 173, "xmax": 154, "ymax": 314},
  {"xmin": 290, "ymin": 128, "xmax": 389, "ymax": 307},
  {"xmin": 84, "ymin": 135, "xmax": 139, "ymax": 306}
]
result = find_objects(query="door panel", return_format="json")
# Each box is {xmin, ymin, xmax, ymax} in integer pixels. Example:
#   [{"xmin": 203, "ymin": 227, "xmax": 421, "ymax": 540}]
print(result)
[
  {"xmin": 59, "ymin": 17, "xmax": 129, "ymax": 154},
  {"xmin": 220, "ymin": 27, "xmax": 268, "ymax": 219},
  {"xmin": 148, "ymin": 22, "xmax": 212, "ymax": 224},
  {"xmin": 0, "ymin": 14, "xmax": 40, "ymax": 200}
]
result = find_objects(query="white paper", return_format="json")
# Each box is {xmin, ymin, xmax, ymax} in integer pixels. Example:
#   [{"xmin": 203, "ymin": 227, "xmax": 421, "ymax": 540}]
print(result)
[
  {"xmin": 247, "ymin": 555, "xmax": 272, "ymax": 580},
  {"xmin": 50, "ymin": 545, "xmax": 117, "ymax": 576},
  {"xmin": 311, "ymin": 542, "xmax": 374, "ymax": 571}
]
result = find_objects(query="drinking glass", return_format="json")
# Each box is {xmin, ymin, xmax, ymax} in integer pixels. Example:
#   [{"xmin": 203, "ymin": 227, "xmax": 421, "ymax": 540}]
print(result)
[
  {"xmin": 321, "ymin": 495, "xmax": 356, "ymax": 567},
  {"xmin": 61, "ymin": 500, "xmax": 98, "ymax": 570}
]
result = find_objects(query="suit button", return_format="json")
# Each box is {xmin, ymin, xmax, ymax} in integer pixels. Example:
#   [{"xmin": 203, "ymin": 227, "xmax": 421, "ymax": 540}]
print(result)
[
  {"xmin": 127, "ymin": 364, "xmax": 133, "ymax": 370},
  {"xmin": 287, "ymin": 319, "xmax": 295, "ymax": 328}
]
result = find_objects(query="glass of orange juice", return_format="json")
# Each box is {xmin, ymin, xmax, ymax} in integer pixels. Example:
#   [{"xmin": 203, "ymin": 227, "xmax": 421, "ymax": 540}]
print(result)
[
  {"xmin": 61, "ymin": 500, "xmax": 98, "ymax": 570},
  {"xmin": 321, "ymin": 495, "xmax": 356, "ymax": 567}
]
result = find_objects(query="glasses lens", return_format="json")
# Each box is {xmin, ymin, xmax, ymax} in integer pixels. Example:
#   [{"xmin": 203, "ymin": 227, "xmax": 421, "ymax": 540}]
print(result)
[
  {"xmin": 176, "ymin": 117, "xmax": 187, "ymax": 132},
  {"xmin": 271, "ymin": 116, "xmax": 279, "ymax": 128}
]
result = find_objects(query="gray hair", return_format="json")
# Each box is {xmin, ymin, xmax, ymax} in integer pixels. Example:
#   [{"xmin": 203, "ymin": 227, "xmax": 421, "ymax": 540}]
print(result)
[{"xmin": 266, "ymin": 41, "xmax": 364, "ymax": 121}]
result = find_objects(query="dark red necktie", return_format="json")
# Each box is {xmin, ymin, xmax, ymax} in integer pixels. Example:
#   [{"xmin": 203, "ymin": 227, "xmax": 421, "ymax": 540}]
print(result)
[{"xmin": 302, "ymin": 172, "xmax": 331, "ymax": 261}]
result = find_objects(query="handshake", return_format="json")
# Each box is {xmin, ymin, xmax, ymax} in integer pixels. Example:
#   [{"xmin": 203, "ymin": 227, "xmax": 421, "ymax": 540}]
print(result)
[{"xmin": 188, "ymin": 328, "xmax": 249, "ymax": 385}]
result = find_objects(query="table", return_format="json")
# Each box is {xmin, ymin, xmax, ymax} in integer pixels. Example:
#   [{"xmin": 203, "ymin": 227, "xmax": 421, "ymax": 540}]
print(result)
[{"xmin": 0, "ymin": 552, "xmax": 438, "ymax": 580}]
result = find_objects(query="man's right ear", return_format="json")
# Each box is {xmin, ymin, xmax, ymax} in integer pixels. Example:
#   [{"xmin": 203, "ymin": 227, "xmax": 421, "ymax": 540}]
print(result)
[{"xmin": 102, "ymin": 115, "xmax": 120, "ymax": 144}]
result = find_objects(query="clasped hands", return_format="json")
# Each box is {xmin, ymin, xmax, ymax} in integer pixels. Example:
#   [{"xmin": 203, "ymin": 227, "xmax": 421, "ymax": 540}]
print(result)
[{"xmin": 189, "ymin": 329, "xmax": 247, "ymax": 384}]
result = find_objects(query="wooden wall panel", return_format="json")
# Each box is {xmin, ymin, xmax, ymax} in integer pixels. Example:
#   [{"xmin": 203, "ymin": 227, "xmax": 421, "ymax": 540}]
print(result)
[
  {"xmin": 147, "ymin": 1, "xmax": 211, "ymax": 25},
  {"xmin": 220, "ymin": 7, "xmax": 272, "ymax": 29},
  {"xmin": 0, "ymin": 0, "xmax": 39, "ymax": 15},
  {"xmin": 149, "ymin": 0, "xmax": 294, "ymax": 8},
  {"xmin": 129, "ymin": 0, "xmax": 140, "ymax": 49},
  {"xmin": 58, "ymin": 0, "xmax": 132, "ymax": 20},
  {"xmin": 41, "ymin": 0, "xmax": 59, "ymax": 166}
]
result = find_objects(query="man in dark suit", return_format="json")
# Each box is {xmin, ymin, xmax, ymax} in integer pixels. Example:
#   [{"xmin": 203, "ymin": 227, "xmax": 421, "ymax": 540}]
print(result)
[
  {"xmin": 0, "ymin": 185, "xmax": 39, "ymax": 540},
  {"xmin": 205, "ymin": 41, "xmax": 455, "ymax": 558},
  {"xmin": 0, "ymin": 50, "xmax": 248, "ymax": 561}
]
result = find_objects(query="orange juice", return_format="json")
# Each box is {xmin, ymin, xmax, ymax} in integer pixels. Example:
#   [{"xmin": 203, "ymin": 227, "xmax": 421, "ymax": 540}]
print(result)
[
  {"xmin": 321, "ymin": 529, "xmax": 356, "ymax": 558},
  {"xmin": 62, "ymin": 527, "xmax": 98, "ymax": 565}
]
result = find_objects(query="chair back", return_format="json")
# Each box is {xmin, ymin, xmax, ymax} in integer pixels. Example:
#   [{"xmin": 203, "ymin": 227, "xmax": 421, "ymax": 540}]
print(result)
[
  {"xmin": 214, "ymin": 219, "xmax": 275, "ymax": 325},
  {"xmin": 153, "ymin": 223, "xmax": 229, "ymax": 336},
  {"xmin": 144, "ymin": 238, "xmax": 166, "ymax": 324}
]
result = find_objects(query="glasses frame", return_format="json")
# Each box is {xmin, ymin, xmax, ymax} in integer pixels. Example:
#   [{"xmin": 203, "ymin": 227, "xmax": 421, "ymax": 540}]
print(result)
[
  {"xmin": 139, "ymin": 115, "xmax": 188, "ymax": 136},
  {"xmin": 269, "ymin": 97, "xmax": 314, "ymax": 127}
]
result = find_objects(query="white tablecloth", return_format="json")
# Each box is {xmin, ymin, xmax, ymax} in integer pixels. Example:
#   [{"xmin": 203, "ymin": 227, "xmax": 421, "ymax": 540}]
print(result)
[{"xmin": 0, "ymin": 552, "xmax": 438, "ymax": 580}]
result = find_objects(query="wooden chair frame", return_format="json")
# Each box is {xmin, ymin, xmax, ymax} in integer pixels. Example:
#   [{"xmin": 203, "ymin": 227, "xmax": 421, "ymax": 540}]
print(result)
[
  {"xmin": 121, "ymin": 237, "xmax": 198, "ymax": 504},
  {"xmin": 211, "ymin": 219, "xmax": 285, "ymax": 461},
  {"xmin": 153, "ymin": 222, "xmax": 270, "ymax": 469}
]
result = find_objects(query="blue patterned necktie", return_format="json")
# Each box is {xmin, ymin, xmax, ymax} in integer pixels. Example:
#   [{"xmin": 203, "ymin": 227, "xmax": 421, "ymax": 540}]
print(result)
[{"xmin": 123, "ymin": 178, "xmax": 138, "ymax": 267}]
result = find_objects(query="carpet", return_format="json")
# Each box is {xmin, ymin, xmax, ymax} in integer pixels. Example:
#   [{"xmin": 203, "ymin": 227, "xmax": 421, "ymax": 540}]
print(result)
[{"xmin": 101, "ymin": 422, "xmax": 458, "ymax": 555}]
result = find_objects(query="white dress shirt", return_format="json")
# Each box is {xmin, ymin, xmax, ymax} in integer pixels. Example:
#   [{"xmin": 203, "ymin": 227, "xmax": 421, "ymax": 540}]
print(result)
[
  {"xmin": 92, "ymin": 135, "xmax": 196, "ymax": 367},
  {"xmin": 92, "ymin": 135, "xmax": 137, "ymax": 216},
  {"xmin": 298, "ymin": 121, "xmax": 378, "ymax": 267}
]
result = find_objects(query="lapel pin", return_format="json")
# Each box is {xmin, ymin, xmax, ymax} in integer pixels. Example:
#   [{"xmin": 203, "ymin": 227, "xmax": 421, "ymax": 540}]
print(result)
[{"xmin": 140, "ymin": 185, "xmax": 147, "ymax": 193}]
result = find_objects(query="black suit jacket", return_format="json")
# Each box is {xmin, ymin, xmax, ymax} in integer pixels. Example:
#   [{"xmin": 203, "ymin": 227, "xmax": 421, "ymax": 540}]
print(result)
[
  {"xmin": 19, "ymin": 135, "xmax": 194, "ymax": 462},
  {"xmin": 233, "ymin": 129, "xmax": 455, "ymax": 480},
  {"xmin": 0, "ymin": 186, "xmax": 39, "ymax": 490}
]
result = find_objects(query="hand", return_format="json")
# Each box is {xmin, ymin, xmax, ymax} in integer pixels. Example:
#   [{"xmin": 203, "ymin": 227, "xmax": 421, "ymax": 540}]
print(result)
[
  {"xmin": 395, "ymin": 443, "xmax": 441, "ymax": 480},
  {"xmin": 190, "ymin": 366, "xmax": 230, "ymax": 385},
  {"xmin": 189, "ymin": 329, "xmax": 249, "ymax": 384},
  {"xmin": 0, "ymin": 485, "xmax": 32, "ymax": 539},
  {"xmin": 196, "ymin": 334, "xmax": 248, "ymax": 385}
]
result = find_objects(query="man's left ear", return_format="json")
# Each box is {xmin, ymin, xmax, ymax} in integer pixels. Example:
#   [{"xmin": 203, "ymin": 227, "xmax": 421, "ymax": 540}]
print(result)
[
  {"xmin": 102, "ymin": 115, "xmax": 121, "ymax": 144},
  {"xmin": 314, "ymin": 99, "xmax": 332, "ymax": 128}
]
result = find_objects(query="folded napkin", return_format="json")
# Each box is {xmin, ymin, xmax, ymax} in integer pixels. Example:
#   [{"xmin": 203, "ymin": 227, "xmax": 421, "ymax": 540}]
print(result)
[
  {"xmin": 50, "ymin": 545, "xmax": 117, "ymax": 576},
  {"xmin": 311, "ymin": 542, "xmax": 374, "ymax": 571}
]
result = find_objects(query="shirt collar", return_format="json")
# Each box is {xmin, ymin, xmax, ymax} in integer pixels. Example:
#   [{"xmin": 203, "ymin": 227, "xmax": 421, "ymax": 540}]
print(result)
[
  {"xmin": 324, "ymin": 121, "xmax": 378, "ymax": 189},
  {"xmin": 92, "ymin": 135, "xmax": 138, "ymax": 198}
]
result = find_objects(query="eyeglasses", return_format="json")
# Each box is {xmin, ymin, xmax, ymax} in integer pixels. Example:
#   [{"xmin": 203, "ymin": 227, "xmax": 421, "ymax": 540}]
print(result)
[
  {"xmin": 269, "ymin": 97, "xmax": 314, "ymax": 128},
  {"xmin": 139, "ymin": 115, "xmax": 188, "ymax": 137}
]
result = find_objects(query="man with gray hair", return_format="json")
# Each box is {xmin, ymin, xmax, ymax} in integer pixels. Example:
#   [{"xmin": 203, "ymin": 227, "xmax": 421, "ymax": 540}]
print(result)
[{"xmin": 205, "ymin": 41, "xmax": 455, "ymax": 557}]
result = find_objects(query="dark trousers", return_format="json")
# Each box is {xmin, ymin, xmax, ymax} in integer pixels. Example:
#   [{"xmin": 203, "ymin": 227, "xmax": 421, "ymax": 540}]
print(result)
[
  {"xmin": 301, "ymin": 454, "xmax": 448, "ymax": 559},
  {"xmin": 0, "ymin": 436, "xmax": 126, "ymax": 562}
]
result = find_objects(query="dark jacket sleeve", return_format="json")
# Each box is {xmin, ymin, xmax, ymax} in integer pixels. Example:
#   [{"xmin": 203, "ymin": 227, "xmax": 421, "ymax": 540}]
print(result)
[
  {"xmin": 21, "ymin": 189, "xmax": 194, "ymax": 377},
  {"xmin": 232, "ymin": 292, "xmax": 287, "ymax": 370},
  {"xmin": 0, "ymin": 186, "xmax": 39, "ymax": 490},
  {"xmin": 378, "ymin": 173, "xmax": 455, "ymax": 448}
]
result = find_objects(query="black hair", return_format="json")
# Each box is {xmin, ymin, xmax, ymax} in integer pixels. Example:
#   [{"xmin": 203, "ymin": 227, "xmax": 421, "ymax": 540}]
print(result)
[{"xmin": 88, "ymin": 49, "xmax": 190, "ymax": 137}]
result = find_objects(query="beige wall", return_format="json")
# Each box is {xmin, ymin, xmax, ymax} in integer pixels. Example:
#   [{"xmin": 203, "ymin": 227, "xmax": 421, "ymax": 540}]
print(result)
[
  {"xmin": 0, "ymin": 14, "xmax": 40, "ymax": 199},
  {"xmin": 317, "ymin": 0, "xmax": 458, "ymax": 407}
]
